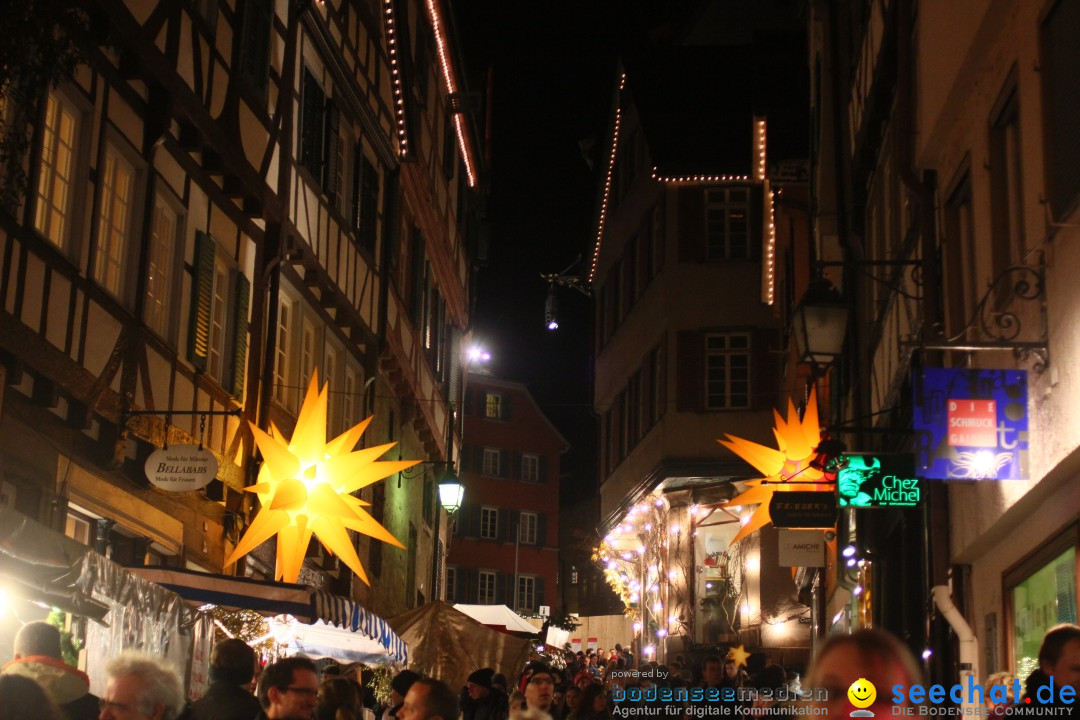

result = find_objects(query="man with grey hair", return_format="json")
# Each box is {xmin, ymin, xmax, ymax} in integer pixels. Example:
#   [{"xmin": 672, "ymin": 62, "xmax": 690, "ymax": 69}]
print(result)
[
  {"xmin": 98, "ymin": 651, "xmax": 184, "ymax": 720},
  {"xmin": 1, "ymin": 620, "xmax": 99, "ymax": 720}
]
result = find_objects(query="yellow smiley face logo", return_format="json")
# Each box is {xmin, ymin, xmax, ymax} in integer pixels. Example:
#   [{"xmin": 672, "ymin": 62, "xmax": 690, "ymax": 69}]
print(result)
[{"xmin": 847, "ymin": 678, "xmax": 877, "ymax": 708}]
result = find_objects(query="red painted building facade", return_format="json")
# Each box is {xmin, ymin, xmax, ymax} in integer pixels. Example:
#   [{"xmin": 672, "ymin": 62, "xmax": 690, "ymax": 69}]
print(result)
[{"xmin": 446, "ymin": 376, "xmax": 567, "ymax": 614}]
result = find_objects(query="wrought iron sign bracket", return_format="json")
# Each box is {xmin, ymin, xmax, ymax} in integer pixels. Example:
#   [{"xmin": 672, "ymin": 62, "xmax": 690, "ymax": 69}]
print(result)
[{"xmin": 904, "ymin": 256, "xmax": 1049, "ymax": 372}]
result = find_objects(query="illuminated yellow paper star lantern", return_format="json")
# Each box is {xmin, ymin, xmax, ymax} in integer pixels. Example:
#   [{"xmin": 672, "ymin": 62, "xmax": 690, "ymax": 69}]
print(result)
[
  {"xmin": 226, "ymin": 372, "xmax": 420, "ymax": 584},
  {"xmin": 726, "ymin": 644, "xmax": 751, "ymax": 670},
  {"xmin": 717, "ymin": 387, "xmax": 833, "ymax": 545}
]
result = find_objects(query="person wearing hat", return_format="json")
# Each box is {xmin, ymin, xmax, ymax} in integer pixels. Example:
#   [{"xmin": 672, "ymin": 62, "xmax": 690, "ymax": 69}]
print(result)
[
  {"xmin": 462, "ymin": 668, "xmax": 509, "ymax": 720},
  {"xmin": 521, "ymin": 663, "xmax": 560, "ymax": 720},
  {"xmin": 381, "ymin": 670, "xmax": 421, "ymax": 720},
  {"xmin": 2, "ymin": 620, "xmax": 99, "ymax": 720}
]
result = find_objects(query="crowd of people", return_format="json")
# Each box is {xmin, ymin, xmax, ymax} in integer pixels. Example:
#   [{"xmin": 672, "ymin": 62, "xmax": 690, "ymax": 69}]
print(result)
[{"xmin": 1, "ymin": 620, "xmax": 1077, "ymax": 719}]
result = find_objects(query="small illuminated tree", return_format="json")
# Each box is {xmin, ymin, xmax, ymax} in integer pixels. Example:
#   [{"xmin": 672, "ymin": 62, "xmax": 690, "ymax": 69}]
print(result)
[{"xmin": 593, "ymin": 493, "xmax": 690, "ymax": 661}]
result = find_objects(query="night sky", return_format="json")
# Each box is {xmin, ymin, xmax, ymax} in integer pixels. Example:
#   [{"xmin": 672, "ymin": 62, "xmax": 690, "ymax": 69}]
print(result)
[{"xmin": 454, "ymin": 1, "xmax": 687, "ymax": 498}]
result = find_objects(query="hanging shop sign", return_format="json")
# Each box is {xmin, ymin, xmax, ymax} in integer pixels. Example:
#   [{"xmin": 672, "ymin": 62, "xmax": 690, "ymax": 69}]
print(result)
[
  {"xmin": 912, "ymin": 369, "xmax": 1029, "ymax": 480},
  {"xmin": 778, "ymin": 529, "xmax": 826, "ymax": 567},
  {"xmin": 144, "ymin": 445, "xmax": 218, "ymax": 492},
  {"xmin": 768, "ymin": 492, "xmax": 837, "ymax": 529},
  {"xmin": 837, "ymin": 454, "xmax": 923, "ymax": 508}
]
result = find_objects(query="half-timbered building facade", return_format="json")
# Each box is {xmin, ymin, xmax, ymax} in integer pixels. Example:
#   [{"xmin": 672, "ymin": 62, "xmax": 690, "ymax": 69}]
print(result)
[{"xmin": 0, "ymin": 0, "xmax": 484, "ymax": 619}]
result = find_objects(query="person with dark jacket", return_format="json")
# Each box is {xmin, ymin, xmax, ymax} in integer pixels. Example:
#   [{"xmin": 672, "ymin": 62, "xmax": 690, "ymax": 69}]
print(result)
[
  {"xmin": 182, "ymin": 639, "xmax": 262, "ymax": 720},
  {"xmin": 462, "ymin": 668, "xmax": 509, "ymax": 720}
]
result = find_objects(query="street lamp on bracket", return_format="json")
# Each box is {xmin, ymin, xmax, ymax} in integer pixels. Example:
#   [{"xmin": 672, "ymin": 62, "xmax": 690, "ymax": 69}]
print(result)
[{"xmin": 791, "ymin": 278, "xmax": 849, "ymax": 378}]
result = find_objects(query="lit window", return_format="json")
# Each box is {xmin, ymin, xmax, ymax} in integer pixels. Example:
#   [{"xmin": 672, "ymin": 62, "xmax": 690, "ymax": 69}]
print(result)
[
  {"xmin": 207, "ymin": 259, "xmax": 230, "ymax": 382},
  {"xmin": 705, "ymin": 333, "xmax": 750, "ymax": 409},
  {"xmin": 705, "ymin": 187, "xmax": 750, "ymax": 260},
  {"xmin": 482, "ymin": 448, "xmax": 501, "ymax": 477},
  {"xmin": 516, "ymin": 576, "xmax": 536, "ymax": 613},
  {"xmin": 519, "ymin": 512, "xmax": 537, "ymax": 545},
  {"xmin": 145, "ymin": 198, "xmax": 179, "ymax": 337},
  {"xmin": 480, "ymin": 507, "xmax": 498, "ymax": 540},
  {"xmin": 95, "ymin": 146, "xmax": 136, "ymax": 297},
  {"xmin": 324, "ymin": 343, "xmax": 342, "ymax": 434},
  {"xmin": 521, "ymin": 454, "xmax": 540, "ymax": 483},
  {"xmin": 478, "ymin": 570, "xmax": 496, "ymax": 604},
  {"xmin": 485, "ymin": 392, "xmax": 503, "ymax": 419},
  {"xmin": 274, "ymin": 297, "xmax": 292, "ymax": 408},
  {"xmin": 343, "ymin": 364, "xmax": 362, "ymax": 431},
  {"xmin": 445, "ymin": 566, "xmax": 456, "ymax": 601},
  {"xmin": 34, "ymin": 92, "xmax": 79, "ymax": 251}
]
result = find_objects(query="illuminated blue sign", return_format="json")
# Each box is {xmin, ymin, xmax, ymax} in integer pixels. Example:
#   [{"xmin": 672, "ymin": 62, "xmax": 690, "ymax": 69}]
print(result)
[{"xmin": 912, "ymin": 369, "xmax": 1028, "ymax": 480}]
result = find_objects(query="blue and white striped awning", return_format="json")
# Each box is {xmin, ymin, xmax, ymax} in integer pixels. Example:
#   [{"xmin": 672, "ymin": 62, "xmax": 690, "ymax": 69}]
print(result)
[
  {"xmin": 313, "ymin": 591, "xmax": 409, "ymax": 665},
  {"xmin": 129, "ymin": 568, "xmax": 407, "ymax": 665}
]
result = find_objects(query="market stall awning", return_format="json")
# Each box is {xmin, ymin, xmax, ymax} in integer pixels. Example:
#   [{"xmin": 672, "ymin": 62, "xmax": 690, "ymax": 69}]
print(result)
[
  {"xmin": 129, "ymin": 567, "xmax": 408, "ymax": 665},
  {"xmin": 389, "ymin": 601, "xmax": 534, "ymax": 691},
  {"xmin": 130, "ymin": 567, "xmax": 312, "ymax": 620},
  {"xmin": 453, "ymin": 603, "xmax": 540, "ymax": 635}
]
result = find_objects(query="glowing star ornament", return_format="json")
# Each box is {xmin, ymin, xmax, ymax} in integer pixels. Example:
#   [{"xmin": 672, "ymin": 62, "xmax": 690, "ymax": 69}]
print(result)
[
  {"xmin": 226, "ymin": 372, "xmax": 420, "ymax": 584},
  {"xmin": 727, "ymin": 644, "xmax": 751, "ymax": 670},
  {"xmin": 717, "ymin": 387, "xmax": 834, "ymax": 545}
]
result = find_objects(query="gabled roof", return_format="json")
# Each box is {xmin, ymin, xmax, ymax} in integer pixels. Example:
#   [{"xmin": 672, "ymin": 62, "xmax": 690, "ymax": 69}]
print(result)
[{"xmin": 468, "ymin": 375, "xmax": 571, "ymax": 452}]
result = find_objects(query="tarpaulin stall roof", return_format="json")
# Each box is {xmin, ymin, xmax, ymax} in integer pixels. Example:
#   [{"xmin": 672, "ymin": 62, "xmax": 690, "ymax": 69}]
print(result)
[
  {"xmin": 453, "ymin": 604, "xmax": 540, "ymax": 635},
  {"xmin": 389, "ymin": 601, "xmax": 534, "ymax": 691},
  {"xmin": 0, "ymin": 507, "xmax": 213, "ymax": 697},
  {"xmin": 130, "ymin": 566, "xmax": 409, "ymax": 665}
]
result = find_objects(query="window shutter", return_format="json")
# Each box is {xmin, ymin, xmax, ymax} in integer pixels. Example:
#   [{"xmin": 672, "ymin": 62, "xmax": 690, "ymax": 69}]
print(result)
[
  {"xmin": 751, "ymin": 328, "xmax": 779, "ymax": 410},
  {"xmin": 675, "ymin": 331, "xmax": 704, "ymax": 411},
  {"xmin": 471, "ymin": 504, "xmax": 482, "ymax": 538},
  {"xmin": 750, "ymin": 184, "xmax": 764, "ymax": 261},
  {"xmin": 474, "ymin": 446, "xmax": 484, "ymax": 474},
  {"xmin": 511, "ymin": 452, "xmax": 521, "ymax": 480},
  {"xmin": 501, "ymin": 394, "xmax": 512, "ymax": 419},
  {"xmin": 499, "ymin": 449, "xmax": 509, "ymax": 478},
  {"xmin": 454, "ymin": 566, "xmax": 465, "ymax": 601},
  {"xmin": 536, "ymin": 577, "xmax": 546, "ymax": 608},
  {"xmin": 464, "ymin": 387, "xmax": 475, "ymax": 417},
  {"xmin": 187, "ymin": 231, "xmax": 216, "ymax": 371},
  {"xmin": 458, "ymin": 444, "xmax": 470, "ymax": 472},
  {"xmin": 351, "ymin": 141, "xmax": 364, "ymax": 234},
  {"xmin": 509, "ymin": 510, "xmax": 520, "ymax": 543},
  {"xmin": 499, "ymin": 508, "xmax": 510, "ymax": 541},
  {"xmin": 239, "ymin": 0, "xmax": 271, "ymax": 100},
  {"xmin": 300, "ymin": 70, "xmax": 325, "ymax": 179},
  {"xmin": 229, "ymin": 272, "xmax": 250, "ymax": 398},
  {"xmin": 359, "ymin": 155, "xmax": 379, "ymax": 255},
  {"xmin": 324, "ymin": 101, "xmax": 341, "ymax": 201},
  {"xmin": 537, "ymin": 514, "xmax": 547, "ymax": 547},
  {"xmin": 461, "ymin": 568, "xmax": 472, "ymax": 603},
  {"xmin": 678, "ymin": 188, "xmax": 706, "ymax": 262},
  {"xmin": 495, "ymin": 572, "xmax": 508, "ymax": 607}
]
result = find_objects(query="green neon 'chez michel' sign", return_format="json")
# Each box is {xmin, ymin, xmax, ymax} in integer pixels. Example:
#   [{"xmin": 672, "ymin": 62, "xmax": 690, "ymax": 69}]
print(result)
[{"xmin": 837, "ymin": 454, "xmax": 923, "ymax": 508}]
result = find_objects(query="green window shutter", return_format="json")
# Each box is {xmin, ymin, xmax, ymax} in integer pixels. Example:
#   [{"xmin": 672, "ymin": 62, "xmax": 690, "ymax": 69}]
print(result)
[
  {"xmin": 229, "ymin": 272, "xmax": 250, "ymax": 398},
  {"xmin": 359, "ymin": 154, "xmax": 380, "ymax": 255},
  {"xmin": 537, "ymin": 514, "xmax": 547, "ymax": 547},
  {"xmin": 324, "ymin": 101, "xmax": 341, "ymax": 200},
  {"xmin": 187, "ymin": 231, "xmax": 216, "ymax": 371},
  {"xmin": 240, "ymin": 0, "xmax": 272, "ymax": 101},
  {"xmin": 536, "ymin": 577, "xmax": 546, "ymax": 608},
  {"xmin": 501, "ymin": 393, "xmax": 512, "ymax": 419},
  {"xmin": 300, "ymin": 69, "xmax": 325, "ymax": 178}
]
